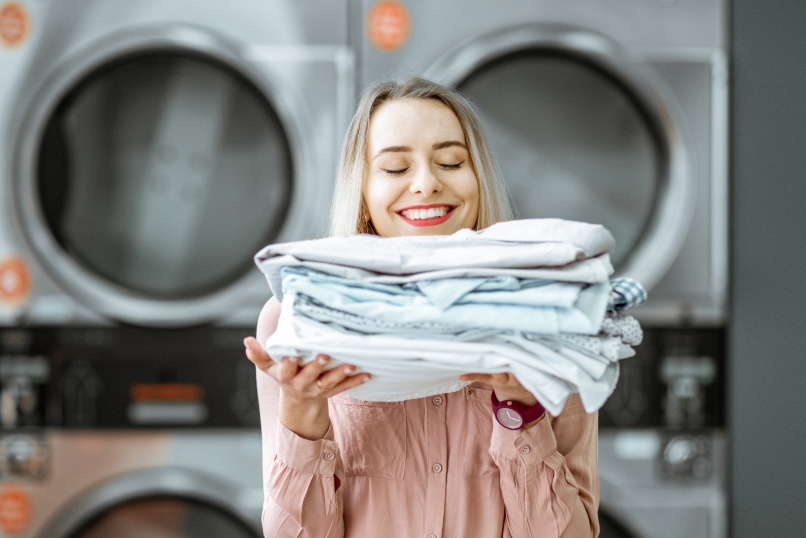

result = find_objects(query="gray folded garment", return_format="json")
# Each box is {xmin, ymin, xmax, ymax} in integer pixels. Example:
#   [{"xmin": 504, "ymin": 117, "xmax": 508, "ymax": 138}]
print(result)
[{"xmin": 255, "ymin": 218, "xmax": 615, "ymax": 301}]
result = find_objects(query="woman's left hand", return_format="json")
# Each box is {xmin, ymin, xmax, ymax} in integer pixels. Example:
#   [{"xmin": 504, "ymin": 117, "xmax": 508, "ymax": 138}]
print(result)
[{"xmin": 459, "ymin": 372, "xmax": 538, "ymax": 407}]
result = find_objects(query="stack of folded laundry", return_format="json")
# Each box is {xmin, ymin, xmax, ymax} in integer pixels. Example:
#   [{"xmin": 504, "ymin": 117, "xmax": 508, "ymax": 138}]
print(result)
[{"xmin": 254, "ymin": 219, "xmax": 645, "ymax": 415}]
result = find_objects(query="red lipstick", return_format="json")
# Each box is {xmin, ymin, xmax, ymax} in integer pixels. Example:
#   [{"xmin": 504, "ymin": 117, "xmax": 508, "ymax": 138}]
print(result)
[{"xmin": 396, "ymin": 205, "xmax": 456, "ymax": 227}]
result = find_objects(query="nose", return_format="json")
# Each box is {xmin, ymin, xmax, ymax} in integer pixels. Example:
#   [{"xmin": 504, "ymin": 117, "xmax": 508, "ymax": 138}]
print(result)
[{"xmin": 408, "ymin": 164, "xmax": 443, "ymax": 196}]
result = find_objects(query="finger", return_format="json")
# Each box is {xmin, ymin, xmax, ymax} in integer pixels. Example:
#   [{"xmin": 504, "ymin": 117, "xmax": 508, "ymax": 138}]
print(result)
[
  {"xmin": 320, "ymin": 372, "xmax": 371, "ymax": 397},
  {"xmin": 244, "ymin": 337, "xmax": 273, "ymax": 369},
  {"xmin": 292, "ymin": 354, "xmax": 331, "ymax": 389},
  {"xmin": 316, "ymin": 363, "xmax": 357, "ymax": 391},
  {"xmin": 460, "ymin": 373, "xmax": 493, "ymax": 383},
  {"xmin": 276, "ymin": 357, "xmax": 300, "ymax": 383}
]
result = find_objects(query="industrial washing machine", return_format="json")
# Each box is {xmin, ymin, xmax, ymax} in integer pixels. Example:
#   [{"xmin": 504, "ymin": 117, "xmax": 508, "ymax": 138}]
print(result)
[
  {"xmin": 350, "ymin": 0, "xmax": 729, "ymax": 537},
  {"xmin": 0, "ymin": 0, "xmax": 353, "ymax": 536}
]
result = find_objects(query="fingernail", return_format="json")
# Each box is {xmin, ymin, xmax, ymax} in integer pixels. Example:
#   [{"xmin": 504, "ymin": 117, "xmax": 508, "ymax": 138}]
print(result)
[
  {"xmin": 361, "ymin": 376, "xmax": 370, "ymax": 383},
  {"xmin": 243, "ymin": 337, "xmax": 251, "ymax": 348},
  {"xmin": 317, "ymin": 355, "xmax": 329, "ymax": 365},
  {"xmin": 287, "ymin": 356, "xmax": 299, "ymax": 364},
  {"xmin": 344, "ymin": 366, "xmax": 354, "ymax": 374}
]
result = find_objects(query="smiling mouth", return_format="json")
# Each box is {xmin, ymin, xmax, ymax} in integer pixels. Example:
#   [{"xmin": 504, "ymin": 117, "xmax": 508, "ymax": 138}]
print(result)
[{"xmin": 396, "ymin": 205, "xmax": 456, "ymax": 227}]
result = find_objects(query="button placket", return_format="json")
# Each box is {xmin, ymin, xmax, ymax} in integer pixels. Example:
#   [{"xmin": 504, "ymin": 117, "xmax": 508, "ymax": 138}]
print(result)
[{"xmin": 424, "ymin": 395, "xmax": 448, "ymax": 537}]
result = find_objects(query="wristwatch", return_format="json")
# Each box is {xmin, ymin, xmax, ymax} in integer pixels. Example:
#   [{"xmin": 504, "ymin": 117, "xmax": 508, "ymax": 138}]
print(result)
[{"xmin": 491, "ymin": 391, "xmax": 546, "ymax": 430}]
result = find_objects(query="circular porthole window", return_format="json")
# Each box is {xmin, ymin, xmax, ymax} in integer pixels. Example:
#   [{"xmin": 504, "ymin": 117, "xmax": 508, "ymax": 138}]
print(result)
[
  {"xmin": 458, "ymin": 50, "xmax": 664, "ymax": 268},
  {"xmin": 69, "ymin": 496, "xmax": 259, "ymax": 538},
  {"xmin": 426, "ymin": 25, "xmax": 695, "ymax": 289},
  {"xmin": 13, "ymin": 27, "xmax": 315, "ymax": 325},
  {"xmin": 38, "ymin": 51, "xmax": 292, "ymax": 300}
]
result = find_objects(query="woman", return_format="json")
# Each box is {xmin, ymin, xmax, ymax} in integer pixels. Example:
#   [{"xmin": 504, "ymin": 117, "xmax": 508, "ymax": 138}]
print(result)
[{"xmin": 244, "ymin": 78, "xmax": 599, "ymax": 538}]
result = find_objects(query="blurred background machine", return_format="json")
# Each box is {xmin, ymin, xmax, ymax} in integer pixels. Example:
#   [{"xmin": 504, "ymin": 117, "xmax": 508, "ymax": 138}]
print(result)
[
  {"xmin": 351, "ymin": 0, "xmax": 728, "ymax": 536},
  {"xmin": 0, "ymin": 0, "xmax": 352, "ymax": 536}
]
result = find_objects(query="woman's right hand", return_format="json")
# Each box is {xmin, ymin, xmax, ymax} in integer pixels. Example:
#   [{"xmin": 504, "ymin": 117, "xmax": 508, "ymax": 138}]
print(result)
[{"xmin": 245, "ymin": 336, "xmax": 370, "ymax": 440}]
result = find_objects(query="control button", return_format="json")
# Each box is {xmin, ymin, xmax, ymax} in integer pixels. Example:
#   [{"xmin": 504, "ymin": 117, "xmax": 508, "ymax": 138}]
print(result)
[
  {"xmin": 323, "ymin": 452, "xmax": 335, "ymax": 461},
  {"xmin": 519, "ymin": 446, "xmax": 531, "ymax": 455},
  {"xmin": 432, "ymin": 463, "xmax": 443, "ymax": 473},
  {"xmin": 432, "ymin": 396, "xmax": 443, "ymax": 406}
]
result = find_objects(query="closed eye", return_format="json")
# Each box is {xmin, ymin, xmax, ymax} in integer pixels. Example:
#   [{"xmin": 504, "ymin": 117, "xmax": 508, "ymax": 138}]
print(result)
[
  {"xmin": 381, "ymin": 167, "xmax": 408, "ymax": 175},
  {"xmin": 439, "ymin": 161, "xmax": 464, "ymax": 170}
]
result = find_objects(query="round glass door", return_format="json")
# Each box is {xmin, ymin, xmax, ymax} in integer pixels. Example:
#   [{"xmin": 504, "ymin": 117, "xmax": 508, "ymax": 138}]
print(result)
[
  {"xmin": 37, "ymin": 52, "xmax": 293, "ymax": 299},
  {"xmin": 458, "ymin": 50, "xmax": 665, "ymax": 268},
  {"xmin": 70, "ymin": 496, "xmax": 259, "ymax": 538}
]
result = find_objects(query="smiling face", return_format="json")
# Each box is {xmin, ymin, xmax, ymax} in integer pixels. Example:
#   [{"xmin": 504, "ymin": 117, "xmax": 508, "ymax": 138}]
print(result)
[{"xmin": 363, "ymin": 98, "xmax": 480, "ymax": 237}]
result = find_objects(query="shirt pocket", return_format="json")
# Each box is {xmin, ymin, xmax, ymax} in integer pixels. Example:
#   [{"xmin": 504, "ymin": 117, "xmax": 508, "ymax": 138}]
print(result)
[
  {"xmin": 462, "ymin": 389, "xmax": 500, "ymax": 478},
  {"xmin": 329, "ymin": 394, "xmax": 406, "ymax": 479}
]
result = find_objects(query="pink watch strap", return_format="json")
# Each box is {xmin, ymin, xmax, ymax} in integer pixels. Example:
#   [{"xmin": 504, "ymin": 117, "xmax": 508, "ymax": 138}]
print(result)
[{"xmin": 491, "ymin": 391, "xmax": 546, "ymax": 430}]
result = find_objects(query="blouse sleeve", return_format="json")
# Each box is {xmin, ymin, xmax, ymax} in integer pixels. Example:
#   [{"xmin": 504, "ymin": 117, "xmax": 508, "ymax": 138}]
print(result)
[
  {"xmin": 257, "ymin": 369, "xmax": 345, "ymax": 538},
  {"xmin": 489, "ymin": 393, "xmax": 600, "ymax": 538}
]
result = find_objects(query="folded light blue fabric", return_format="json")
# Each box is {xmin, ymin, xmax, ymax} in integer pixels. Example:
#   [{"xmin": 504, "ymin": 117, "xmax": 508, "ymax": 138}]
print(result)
[{"xmin": 282, "ymin": 267, "xmax": 609, "ymax": 335}]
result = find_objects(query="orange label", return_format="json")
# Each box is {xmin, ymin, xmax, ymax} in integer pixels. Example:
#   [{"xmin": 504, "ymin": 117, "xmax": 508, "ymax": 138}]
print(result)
[
  {"xmin": 365, "ymin": 1, "xmax": 411, "ymax": 52},
  {"xmin": 130, "ymin": 383, "xmax": 205, "ymax": 402},
  {"xmin": 0, "ymin": 257, "xmax": 31, "ymax": 304},
  {"xmin": 0, "ymin": 2, "xmax": 30, "ymax": 48},
  {"xmin": 0, "ymin": 484, "xmax": 32, "ymax": 535}
]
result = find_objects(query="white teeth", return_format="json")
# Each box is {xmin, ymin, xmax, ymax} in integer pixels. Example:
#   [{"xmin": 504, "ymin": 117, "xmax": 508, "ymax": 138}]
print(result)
[{"xmin": 401, "ymin": 206, "xmax": 451, "ymax": 220}]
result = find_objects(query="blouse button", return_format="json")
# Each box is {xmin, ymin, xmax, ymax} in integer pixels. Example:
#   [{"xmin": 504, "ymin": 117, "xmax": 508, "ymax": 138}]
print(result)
[
  {"xmin": 432, "ymin": 396, "xmax": 443, "ymax": 406},
  {"xmin": 519, "ymin": 446, "xmax": 531, "ymax": 455},
  {"xmin": 427, "ymin": 534, "xmax": 437, "ymax": 538},
  {"xmin": 323, "ymin": 452, "xmax": 335, "ymax": 460},
  {"xmin": 466, "ymin": 387, "xmax": 474, "ymax": 396},
  {"xmin": 432, "ymin": 463, "xmax": 443, "ymax": 473}
]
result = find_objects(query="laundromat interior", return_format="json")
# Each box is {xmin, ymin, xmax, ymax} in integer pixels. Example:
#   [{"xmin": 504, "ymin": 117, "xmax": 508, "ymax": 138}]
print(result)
[{"xmin": 0, "ymin": 0, "xmax": 803, "ymax": 537}]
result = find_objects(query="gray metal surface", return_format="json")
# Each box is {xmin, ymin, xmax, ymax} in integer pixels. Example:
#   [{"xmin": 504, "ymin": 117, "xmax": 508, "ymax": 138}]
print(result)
[
  {"xmin": 0, "ymin": 430, "xmax": 264, "ymax": 538},
  {"xmin": 599, "ymin": 430, "xmax": 727, "ymax": 538},
  {"xmin": 730, "ymin": 0, "xmax": 806, "ymax": 535},
  {"xmin": 0, "ymin": 0, "xmax": 353, "ymax": 327}
]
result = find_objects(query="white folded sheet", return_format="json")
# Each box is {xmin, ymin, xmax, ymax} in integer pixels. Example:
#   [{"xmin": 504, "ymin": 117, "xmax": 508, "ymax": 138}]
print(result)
[{"xmin": 265, "ymin": 294, "xmax": 633, "ymax": 414}]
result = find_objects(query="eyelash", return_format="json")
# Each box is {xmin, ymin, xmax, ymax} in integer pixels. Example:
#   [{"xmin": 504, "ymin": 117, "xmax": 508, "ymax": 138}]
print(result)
[{"xmin": 381, "ymin": 161, "xmax": 464, "ymax": 175}]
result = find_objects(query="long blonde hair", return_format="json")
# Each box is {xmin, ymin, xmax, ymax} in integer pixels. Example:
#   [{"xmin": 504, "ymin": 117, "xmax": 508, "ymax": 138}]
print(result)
[{"xmin": 329, "ymin": 78, "xmax": 512, "ymax": 236}]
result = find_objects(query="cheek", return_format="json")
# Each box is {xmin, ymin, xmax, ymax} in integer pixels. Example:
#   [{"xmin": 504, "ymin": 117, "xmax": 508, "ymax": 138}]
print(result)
[
  {"xmin": 364, "ymin": 175, "xmax": 401, "ymax": 218},
  {"xmin": 458, "ymin": 172, "xmax": 481, "ymax": 209}
]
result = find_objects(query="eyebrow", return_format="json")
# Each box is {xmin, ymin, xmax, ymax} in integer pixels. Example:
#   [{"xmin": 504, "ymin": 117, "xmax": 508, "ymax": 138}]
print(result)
[
  {"xmin": 374, "ymin": 140, "xmax": 467, "ymax": 159},
  {"xmin": 432, "ymin": 140, "xmax": 467, "ymax": 150}
]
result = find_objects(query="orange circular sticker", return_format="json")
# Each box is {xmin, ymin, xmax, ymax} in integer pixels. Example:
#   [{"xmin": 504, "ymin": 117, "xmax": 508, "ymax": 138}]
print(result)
[
  {"xmin": 0, "ymin": 483, "xmax": 32, "ymax": 535},
  {"xmin": 0, "ymin": 257, "xmax": 31, "ymax": 304},
  {"xmin": 365, "ymin": 1, "xmax": 411, "ymax": 52},
  {"xmin": 0, "ymin": 2, "xmax": 30, "ymax": 49}
]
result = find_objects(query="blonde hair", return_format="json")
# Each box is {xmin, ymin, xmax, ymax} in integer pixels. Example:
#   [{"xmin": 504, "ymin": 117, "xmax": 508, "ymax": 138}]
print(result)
[{"xmin": 329, "ymin": 77, "xmax": 512, "ymax": 236}]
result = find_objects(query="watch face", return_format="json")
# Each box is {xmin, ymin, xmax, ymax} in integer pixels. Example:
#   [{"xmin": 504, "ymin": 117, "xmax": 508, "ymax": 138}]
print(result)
[{"xmin": 497, "ymin": 407, "xmax": 523, "ymax": 429}]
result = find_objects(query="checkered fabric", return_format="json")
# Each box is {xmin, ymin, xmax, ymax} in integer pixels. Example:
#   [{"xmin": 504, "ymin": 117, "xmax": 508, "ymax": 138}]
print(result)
[{"xmin": 608, "ymin": 278, "xmax": 647, "ymax": 311}]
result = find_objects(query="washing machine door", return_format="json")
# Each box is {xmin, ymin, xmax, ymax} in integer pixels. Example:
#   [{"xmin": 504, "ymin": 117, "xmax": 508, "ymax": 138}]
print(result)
[
  {"xmin": 41, "ymin": 468, "xmax": 261, "ymax": 538},
  {"xmin": 12, "ymin": 26, "xmax": 323, "ymax": 326},
  {"xmin": 425, "ymin": 25, "xmax": 695, "ymax": 290}
]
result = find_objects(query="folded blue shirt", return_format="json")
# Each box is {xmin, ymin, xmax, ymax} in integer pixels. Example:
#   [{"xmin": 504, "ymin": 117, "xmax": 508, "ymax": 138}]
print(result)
[{"xmin": 281, "ymin": 267, "xmax": 609, "ymax": 335}]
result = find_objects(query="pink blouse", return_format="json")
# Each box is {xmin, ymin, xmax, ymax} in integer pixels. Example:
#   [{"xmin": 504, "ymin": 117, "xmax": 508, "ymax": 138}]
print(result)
[{"xmin": 256, "ymin": 372, "xmax": 600, "ymax": 538}]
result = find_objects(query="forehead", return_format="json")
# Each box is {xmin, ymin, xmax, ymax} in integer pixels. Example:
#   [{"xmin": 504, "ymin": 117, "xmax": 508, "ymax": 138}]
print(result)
[{"xmin": 368, "ymin": 98, "xmax": 465, "ymax": 150}]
